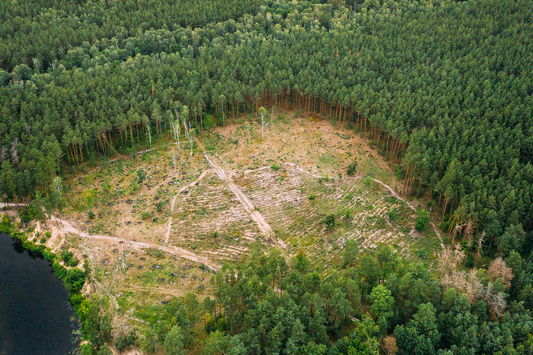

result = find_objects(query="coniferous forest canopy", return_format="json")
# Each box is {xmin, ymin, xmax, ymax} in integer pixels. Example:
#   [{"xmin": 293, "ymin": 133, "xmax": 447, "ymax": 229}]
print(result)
[{"xmin": 1, "ymin": 0, "xmax": 533, "ymax": 353}]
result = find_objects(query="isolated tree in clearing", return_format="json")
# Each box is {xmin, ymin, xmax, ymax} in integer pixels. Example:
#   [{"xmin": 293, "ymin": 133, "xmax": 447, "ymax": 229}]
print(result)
[
  {"xmin": 259, "ymin": 106, "xmax": 267, "ymax": 140},
  {"xmin": 347, "ymin": 159, "xmax": 358, "ymax": 176}
]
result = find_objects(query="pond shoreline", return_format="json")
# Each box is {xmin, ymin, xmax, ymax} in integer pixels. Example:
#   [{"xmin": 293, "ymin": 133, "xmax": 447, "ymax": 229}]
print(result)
[{"xmin": 0, "ymin": 214, "xmax": 88, "ymax": 354}]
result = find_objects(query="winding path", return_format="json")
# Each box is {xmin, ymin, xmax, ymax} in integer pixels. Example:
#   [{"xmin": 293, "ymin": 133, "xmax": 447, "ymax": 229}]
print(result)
[
  {"xmin": 45, "ymin": 214, "xmax": 220, "ymax": 270},
  {"xmin": 165, "ymin": 170, "xmax": 211, "ymax": 243},
  {"xmin": 371, "ymin": 179, "xmax": 445, "ymax": 249}
]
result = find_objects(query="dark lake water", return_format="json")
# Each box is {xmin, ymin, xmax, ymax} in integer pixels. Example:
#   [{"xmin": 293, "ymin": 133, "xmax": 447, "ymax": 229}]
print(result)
[{"xmin": 0, "ymin": 233, "xmax": 80, "ymax": 355}]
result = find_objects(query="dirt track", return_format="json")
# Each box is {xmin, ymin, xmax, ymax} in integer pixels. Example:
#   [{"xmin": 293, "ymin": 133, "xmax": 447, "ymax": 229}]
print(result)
[
  {"xmin": 195, "ymin": 139, "xmax": 289, "ymax": 256},
  {"xmin": 46, "ymin": 214, "xmax": 220, "ymax": 270},
  {"xmin": 165, "ymin": 169, "xmax": 211, "ymax": 243}
]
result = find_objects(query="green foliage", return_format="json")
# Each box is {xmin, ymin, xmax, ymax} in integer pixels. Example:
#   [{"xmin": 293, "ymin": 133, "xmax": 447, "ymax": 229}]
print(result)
[
  {"xmin": 2, "ymin": 0, "xmax": 533, "ymax": 353},
  {"xmin": 129, "ymin": 179, "xmax": 140, "ymax": 193},
  {"xmin": 137, "ymin": 169, "xmax": 147, "ymax": 184},
  {"xmin": 497, "ymin": 224, "xmax": 526, "ymax": 256},
  {"xmin": 61, "ymin": 250, "xmax": 79, "ymax": 267},
  {"xmin": 18, "ymin": 206, "xmax": 36, "ymax": 223},
  {"xmin": 80, "ymin": 344, "xmax": 94, "ymax": 355},
  {"xmin": 0, "ymin": 214, "xmax": 11, "ymax": 230},
  {"xmin": 217, "ymin": 112, "xmax": 224, "ymax": 126},
  {"xmin": 346, "ymin": 314, "xmax": 380, "ymax": 355},
  {"xmin": 155, "ymin": 200, "xmax": 165, "ymax": 213},
  {"xmin": 342, "ymin": 239, "xmax": 358, "ymax": 268},
  {"xmin": 44, "ymin": 231, "xmax": 51, "ymax": 238},
  {"xmin": 204, "ymin": 114, "xmax": 215, "ymax": 130},
  {"xmin": 183, "ymin": 292, "xmax": 200, "ymax": 326},
  {"xmin": 85, "ymin": 303, "xmax": 112, "ymax": 350},
  {"xmin": 394, "ymin": 303, "xmax": 440, "ymax": 355},
  {"xmin": 368, "ymin": 284, "xmax": 394, "ymax": 335},
  {"xmin": 141, "ymin": 212, "xmax": 151, "ymax": 220},
  {"xmin": 89, "ymin": 151, "xmax": 97, "ymax": 167},
  {"xmin": 97, "ymin": 344, "xmax": 113, "ymax": 355},
  {"xmin": 164, "ymin": 325, "xmax": 186, "ymax": 355},
  {"xmin": 209, "ymin": 245, "xmax": 359, "ymax": 353},
  {"xmin": 141, "ymin": 329, "xmax": 155, "ymax": 354},
  {"xmin": 0, "ymin": 0, "xmax": 528, "ymax": 260},
  {"xmin": 61, "ymin": 267, "xmax": 85, "ymax": 294},
  {"xmin": 76, "ymin": 297, "xmax": 92, "ymax": 323},
  {"xmin": 347, "ymin": 159, "xmax": 358, "ymax": 176},
  {"xmin": 115, "ymin": 331, "xmax": 138, "ymax": 352},
  {"xmin": 40, "ymin": 237, "xmax": 47, "ymax": 243},
  {"xmin": 203, "ymin": 330, "xmax": 229, "ymax": 355},
  {"xmin": 322, "ymin": 214, "xmax": 335, "ymax": 229},
  {"xmin": 415, "ymin": 210, "xmax": 430, "ymax": 231},
  {"xmin": 344, "ymin": 208, "xmax": 351, "ymax": 220},
  {"xmin": 271, "ymin": 164, "xmax": 280, "ymax": 171},
  {"xmin": 0, "ymin": 70, "xmax": 9, "ymax": 86}
]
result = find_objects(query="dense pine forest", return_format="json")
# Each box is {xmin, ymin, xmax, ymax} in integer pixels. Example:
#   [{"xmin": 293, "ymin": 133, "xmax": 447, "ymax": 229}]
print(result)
[{"xmin": 1, "ymin": 0, "xmax": 533, "ymax": 353}]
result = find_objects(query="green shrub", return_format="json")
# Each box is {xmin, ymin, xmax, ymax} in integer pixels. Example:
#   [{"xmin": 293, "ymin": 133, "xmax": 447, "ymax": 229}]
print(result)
[
  {"xmin": 88, "ymin": 210, "xmax": 95, "ymax": 219},
  {"xmin": 18, "ymin": 207, "xmax": 34, "ymax": 223},
  {"xmin": 395, "ymin": 166, "xmax": 406, "ymax": 180},
  {"xmin": 415, "ymin": 210, "xmax": 430, "ymax": 231},
  {"xmin": 45, "ymin": 231, "xmax": 51, "ymax": 238},
  {"xmin": 155, "ymin": 200, "xmax": 164, "ymax": 212},
  {"xmin": 69, "ymin": 258, "xmax": 79, "ymax": 267},
  {"xmin": 271, "ymin": 164, "xmax": 280, "ymax": 171},
  {"xmin": 40, "ymin": 237, "xmax": 47, "ymax": 243},
  {"xmin": 347, "ymin": 159, "xmax": 358, "ymax": 176},
  {"xmin": 61, "ymin": 250, "xmax": 79, "ymax": 267},
  {"xmin": 294, "ymin": 110, "xmax": 300, "ymax": 119},
  {"xmin": 345, "ymin": 209, "xmax": 352, "ymax": 220},
  {"xmin": 63, "ymin": 268, "xmax": 85, "ymax": 293},
  {"xmin": 323, "ymin": 214, "xmax": 336, "ymax": 229},
  {"xmin": 309, "ymin": 194, "xmax": 316, "ymax": 200},
  {"xmin": 141, "ymin": 212, "xmax": 151, "ymax": 220},
  {"xmin": 116, "ymin": 331, "xmax": 138, "ymax": 352},
  {"xmin": 137, "ymin": 168, "xmax": 147, "ymax": 184}
]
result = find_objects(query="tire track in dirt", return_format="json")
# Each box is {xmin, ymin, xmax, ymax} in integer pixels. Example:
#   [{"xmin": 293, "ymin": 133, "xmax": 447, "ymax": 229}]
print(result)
[
  {"xmin": 165, "ymin": 170, "xmax": 211, "ymax": 243},
  {"xmin": 48, "ymin": 215, "xmax": 220, "ymax": 270},
  {"xmin": 370, "ymin": 178, "xmax": 445, "ymax": 249},
  {"xmin": 194, "ymin": 139, "xmax": 288, "ymax": 257}
]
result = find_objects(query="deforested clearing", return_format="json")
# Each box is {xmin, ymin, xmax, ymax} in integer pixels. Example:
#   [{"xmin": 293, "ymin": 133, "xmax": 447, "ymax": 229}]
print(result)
[{"xmin": 53, "ymin": 113, "xmax": 439, "ymax": 325}]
